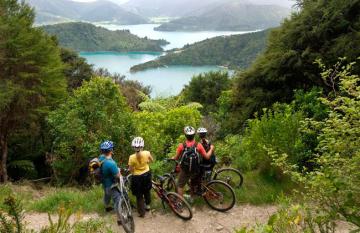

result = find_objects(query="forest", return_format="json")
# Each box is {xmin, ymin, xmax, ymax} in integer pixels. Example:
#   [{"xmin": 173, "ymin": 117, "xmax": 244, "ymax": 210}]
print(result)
[
  {"xmin": 130, "ymin": 30, "xmax": 269, "ymax": 72},
  {"xmin": 42, "ymin": 22, "xmax": 168, "ymax": 52},
  {"xmin": 0, "ymin": 0, "xmax": 359, "ymax": 232}
]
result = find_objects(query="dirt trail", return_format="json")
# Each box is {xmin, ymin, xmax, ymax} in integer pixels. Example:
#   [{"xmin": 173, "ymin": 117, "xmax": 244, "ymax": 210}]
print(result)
[{"xmin": 25, "ymin": 205, "xmax": 277, "ymax": 233}]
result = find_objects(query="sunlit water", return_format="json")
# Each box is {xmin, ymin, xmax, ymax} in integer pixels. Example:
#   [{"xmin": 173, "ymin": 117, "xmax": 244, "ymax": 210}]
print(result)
[{"xmin": 81, "ymin": 24, "xmax": 253, "ymax": 97}]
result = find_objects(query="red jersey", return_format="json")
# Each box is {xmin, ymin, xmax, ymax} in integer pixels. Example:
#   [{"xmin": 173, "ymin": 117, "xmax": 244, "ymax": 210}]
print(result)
[{"xmin": 175, "ymin": 140, "xmax": 207, "ymax": 160}]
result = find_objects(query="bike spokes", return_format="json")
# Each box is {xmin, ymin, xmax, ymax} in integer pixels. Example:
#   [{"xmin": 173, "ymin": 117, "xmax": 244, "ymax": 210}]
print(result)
[{"xmin": 203, "ymin": 180, "xmax": 235, "ymax": 212}]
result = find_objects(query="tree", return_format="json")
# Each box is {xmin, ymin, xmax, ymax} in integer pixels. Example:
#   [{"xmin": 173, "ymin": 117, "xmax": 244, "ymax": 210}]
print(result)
[
  {"xmin": 231, "ymin": 0, "xmax": 360, "ymax": 131},
  {"xmin": 182, "ymin": 71, "xmax": 231, "ymax": 114},
  {"xmin": 0, "ymin": 0, "xmax": 66, "ymax": 182},
  {"xmin": 60, "ymin": 48, "xmax": 93, "ymax": 91},
  {"xmin": 48, "ymin": 77, "xmax": 134, "ymax": 184}
]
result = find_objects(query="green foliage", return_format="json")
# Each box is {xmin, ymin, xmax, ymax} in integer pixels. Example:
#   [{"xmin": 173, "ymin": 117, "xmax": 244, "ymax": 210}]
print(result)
[
  {"xmin": 60, "ymin": 48, "xmax": 93, "ymax": 91},
  {"xmin": 269, "ymin": 59, "xmax": 360, "ymax": 231},
  {"xmin": 30, "ymin": 186, "xmax": 103, "ymax": 213},
  {"xmin": 48, "ymin": 77, "xmax": 134, "ymax": 183},
  {"xmin": 182, "ymin": 71, "xmax": 231, "ymax": 114},
  {"xmin": 42, "ymin": 22, "xmax": 168, "ymax": 52},
  {"xmin": 232, "ymin": 0, "xmax": 360, "ymax": 130},
  {"xmin": 0, "ymin": 196, "xmax": 33, "ymax": 233},
  {"xmin": 0, "ymin": 195, "xmax": 111, "ymax": 233},
  {"xmin": 134, "ymin": 103, "xmax": 202, "ymax": 161},
  {"xmin": 0, "ymin": 0, "xmax": 67, "ymax": 182},
  {"xmin": 131, "ymin": 30, "xmax": 269, "ymax": 72}
]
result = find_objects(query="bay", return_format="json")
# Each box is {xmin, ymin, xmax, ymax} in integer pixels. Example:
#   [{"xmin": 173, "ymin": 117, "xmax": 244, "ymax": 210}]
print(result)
[{"xmin": 81, "ymin": 24, "xmax": 251, "ymax": 97}]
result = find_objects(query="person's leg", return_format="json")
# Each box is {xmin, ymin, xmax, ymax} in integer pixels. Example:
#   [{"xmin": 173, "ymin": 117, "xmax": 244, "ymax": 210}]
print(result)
[
  {"xmin": 104, "ymin": 187, "xmax": 113, "ymax": 212},
  {"xmin": 177, "ymin": 170, "xmax": 189, "ymax": 197},
  {"xmin": 136, "ymin": 194, "xmax": 145, "ymax": 217},
  {"xmin": 111, "ymin": 187, "xmax": 122, "ymax": 225},
  {"xmin": 144, "ymin": 190, "xmax": 151, "ymax": 211}
]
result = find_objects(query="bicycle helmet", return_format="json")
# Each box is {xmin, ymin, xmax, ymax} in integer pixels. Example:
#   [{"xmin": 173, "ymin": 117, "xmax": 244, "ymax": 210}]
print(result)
[
  {"xmin": 132, "ymin": 137, "xmax": 144, "ymax": 150},
  {"xmin": 197, "ymin": 127, "xmax": 208, "ymax": 138},
  {"xmin": 100, "ymin": 140, "xmax": 114, "ymax": 153},
  {"xmin": 184, "ymin": 126, "xmax": 195, "ymax": 140}
]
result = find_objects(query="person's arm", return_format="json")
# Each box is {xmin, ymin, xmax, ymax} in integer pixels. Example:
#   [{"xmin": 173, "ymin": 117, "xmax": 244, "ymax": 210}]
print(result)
[
  {"xmin": 173, "ymin": 144, "xmax": 183, "ymax": 160},
  {"xmin": 110, "ymin": 163, "xmax": 121, "ymax": 178},
  {"xmin": 198, "ymin": 143, "xmax": 210, "ymax": 160},
  {"xmin": 206, "ymin": 144, "xmax": 215, "ymax": 158},
  {"xmin": 148, "ymin": 152, "xmax": 154, "ymax": 163},
  {"xmin": 128, "ymin": 157, "xmax": 135, "ymax": 173}
]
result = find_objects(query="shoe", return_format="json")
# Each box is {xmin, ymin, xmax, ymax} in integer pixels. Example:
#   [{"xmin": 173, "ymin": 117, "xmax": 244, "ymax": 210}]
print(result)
[
  {"xmin": 117, "ymin": 220, "xmax": 122, "ymax": 226},
  {"xmin": 105, "ymin": 207, "xmax": 113, "ymax": 212},
  {"xmin": 138, "ymin": 213, "xmax": 145, "ymax": 218},
  {"xmin": 145, "ymin": 205, "xmax": 151, "ymax": 211}
]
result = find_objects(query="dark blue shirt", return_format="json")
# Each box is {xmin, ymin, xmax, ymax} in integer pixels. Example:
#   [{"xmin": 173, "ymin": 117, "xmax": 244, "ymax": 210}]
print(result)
[{"xmin": 99, "ymin": 155, "xmax": 119, "ymax": 188}]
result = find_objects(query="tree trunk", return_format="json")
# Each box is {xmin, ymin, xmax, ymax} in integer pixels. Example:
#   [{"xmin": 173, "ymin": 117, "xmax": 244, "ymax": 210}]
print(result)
[{"xmin": 0, "ymin": 135, "xmax": 8, "ymax": 183}]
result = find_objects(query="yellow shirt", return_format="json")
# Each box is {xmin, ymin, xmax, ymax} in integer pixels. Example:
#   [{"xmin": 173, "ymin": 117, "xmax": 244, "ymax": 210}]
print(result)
[{"xmin": 128, "ymin": 151, "xmax": 152, "ymax": 176}]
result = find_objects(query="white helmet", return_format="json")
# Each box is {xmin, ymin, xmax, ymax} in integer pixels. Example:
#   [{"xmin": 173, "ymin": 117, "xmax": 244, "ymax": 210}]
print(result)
[
  {"xmin": 132, "ymin": 137, "xmax": 144, "ymax": 148},
  {"xmin": 197, "ymin": 127, "xmax": 208, "ymax": 134},
  {"xmin": 184, "ymin": 126, "xmax": 196, "ymax": 136}
]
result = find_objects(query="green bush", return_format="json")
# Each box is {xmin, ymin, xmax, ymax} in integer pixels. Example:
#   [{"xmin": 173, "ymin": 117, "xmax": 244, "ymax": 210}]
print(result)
[
  {"xmin": 48, "ymin": 77, "xmax": 134, "ymax": 184},
  {"xmin": 134, "ymin": 104, "xmax": 202, "ymax": 161},
  {"xmin": 268, "ymin": 59, "xmax": 360, "ymax": 232}
]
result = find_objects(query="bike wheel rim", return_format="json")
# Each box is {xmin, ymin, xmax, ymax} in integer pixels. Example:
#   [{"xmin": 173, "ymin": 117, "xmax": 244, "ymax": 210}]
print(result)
[
  {"xmin": 215, "ymin": 169, "xmax": 243, "ymax": 188},
  {"xmin": 203, "ymin": 181, "xmax": 235, "ymax": 211}
]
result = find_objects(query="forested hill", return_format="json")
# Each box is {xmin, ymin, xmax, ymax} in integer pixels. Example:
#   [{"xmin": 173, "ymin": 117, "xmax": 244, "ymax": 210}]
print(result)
[
  {"xmin": 154, "ymin": 2, "xmax": 290, "ymax": 31},
  {"xmin": 27, "ymin": 0, "xmax": 149, "ymax": 25},
  {"xmin": 42, "ymin": 22, "xmax": 169, "ymax": 52},
  {"xmin": 130, "ymin": 30, "xmax": 269, "ymax": 72}
]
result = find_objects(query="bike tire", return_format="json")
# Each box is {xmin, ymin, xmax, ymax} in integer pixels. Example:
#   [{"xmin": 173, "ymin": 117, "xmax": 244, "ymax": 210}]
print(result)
[
  {"xmin": 163, "ymin": 173, "xmax": 177, "ymax": 192},
  {"xmin": 203, "ymin": 180, "xmax": 236, "ymax": 212},
  {"xmin": 118, "ymin": 198, "xmax": 135, "ymax": 233},
  {"xmin": 166, "ymin": 192, "xmax": 193, "ymax": 220},
  {"xmin": 213, "ymin": 168, "xmax": 244, "ymax": 188}
]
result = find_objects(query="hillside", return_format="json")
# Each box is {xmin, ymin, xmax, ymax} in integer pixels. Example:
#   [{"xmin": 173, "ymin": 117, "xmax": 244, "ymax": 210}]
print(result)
[
  {"xmin": 130, "ymin": 30, "xmax": 269, "ymax": 72},
  {"xmin": 27, "ymin": 0, "xmax": 148, "ymax": 25},
  {"xmin": 42, "ymin": 22, "xmax": 168, "ymax": 52},
  {"xmin": 155, "ymin": 2, "xmax": 290, "ymax": 31}
]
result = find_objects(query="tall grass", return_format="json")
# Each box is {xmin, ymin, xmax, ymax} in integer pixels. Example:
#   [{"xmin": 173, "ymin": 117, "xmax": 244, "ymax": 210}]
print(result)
[{"xmin": 29, "ymin": 186, "xmax": 104, "ymax": 213}]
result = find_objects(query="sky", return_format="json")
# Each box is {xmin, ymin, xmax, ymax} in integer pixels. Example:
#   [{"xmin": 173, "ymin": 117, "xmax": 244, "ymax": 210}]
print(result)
[{"xmin": 73, "ymin": 0, "xmax": 295, "ymax": 8}]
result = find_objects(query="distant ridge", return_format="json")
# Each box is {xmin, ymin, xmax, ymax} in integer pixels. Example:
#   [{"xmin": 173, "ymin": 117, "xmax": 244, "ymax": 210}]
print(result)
[
  {"xmin": 42, "ymin": 22, "xmax": 168, "ymax": 52},
  {"xmin": 155, "ymin": 2, "xmax": 290, "ymax": 31},
  {"xmin": 27, "ymin": 0, "xmax": 149, "ymax": 25},
  {"xmin": 130, "ymin": 30, "xmax": 269, "ymax": 72}
]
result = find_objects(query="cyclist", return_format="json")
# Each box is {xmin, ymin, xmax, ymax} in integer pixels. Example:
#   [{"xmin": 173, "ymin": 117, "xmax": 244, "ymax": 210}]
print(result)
[
  {"xmin": 173, "ymin": 126, "xmax": 212, "ymax": 198},
  {"xmin": 197, "ymin": 127, "xmax": 217, "ymax": 171},
  {"xmin": 98, "ymin": 140, "xmax": 122, "ymax": 226},
  {"xmin": 128, "ymin": 137, "xmax": 153, "ymax": 217}
]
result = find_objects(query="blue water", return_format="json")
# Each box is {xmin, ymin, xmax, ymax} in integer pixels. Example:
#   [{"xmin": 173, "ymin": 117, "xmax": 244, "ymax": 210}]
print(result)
[
  {"xmin": 95, "ymin": 23, "xmax": 256, "ymax": 50},
  {"xmin": 81, "ymin": 51, "xmax": 225, "ymax": 97},
  {"xmin": 81, "ymin": 24, "xmax": 251, "ymax": 97}
]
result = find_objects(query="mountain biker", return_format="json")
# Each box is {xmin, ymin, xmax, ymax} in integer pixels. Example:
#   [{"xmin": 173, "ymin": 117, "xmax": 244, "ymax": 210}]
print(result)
[
  {"xmin": 98, "ymin": 140, "xmax": 122, "ymax": 226},
  {"xmin": 172, "ymin": 126, "xmax": 212, "ymax": 197},
  {"xmin": 197, "ymin": 127, "xmax": 216, "ymax": 171},
  {"xmin": 128, "ymin": 137, "xmax": 153, "ymax": 217}
]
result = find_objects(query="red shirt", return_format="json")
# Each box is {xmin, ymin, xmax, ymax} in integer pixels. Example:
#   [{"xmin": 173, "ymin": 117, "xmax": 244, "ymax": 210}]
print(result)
[{"xmin": 175, "ymin": 140, "xmax": 207, "ymax": 160}]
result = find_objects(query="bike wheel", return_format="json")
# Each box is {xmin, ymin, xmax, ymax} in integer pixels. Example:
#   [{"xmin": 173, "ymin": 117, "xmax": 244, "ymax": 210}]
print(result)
[
  {"xmin": 118, "ymin": 198, "xmax": 135, "ymax": 233},
  {"xmin": 213, "ymin": 168, "xmax": 243, "ymax": 188},
  {"xmin": 163, "ymin": 174, "xmax": 177, "ymax": 192},
  {"xmin": 166, "ymin": 192, "xmax": 193, "ymax": 220},
  {"xmin": 203, "ymin": 180, "xmax": 236, "ymax": 212}
]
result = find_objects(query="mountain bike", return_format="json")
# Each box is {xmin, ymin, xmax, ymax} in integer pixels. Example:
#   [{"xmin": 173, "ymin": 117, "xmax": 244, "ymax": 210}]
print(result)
[
  {"xmin": 163, "ymin": 158, "xmax": 243, "ymax": 192},
  {"xmin": 152, "ymin": 175, "xmax": 193, "ymax": 220},
  {"xmin": 112, "ymin": 170, "xmax": 135, "ymax": 233},
  {"xmin": 162, "ymin": 159, "xmax": 236, "ymax": 212}
]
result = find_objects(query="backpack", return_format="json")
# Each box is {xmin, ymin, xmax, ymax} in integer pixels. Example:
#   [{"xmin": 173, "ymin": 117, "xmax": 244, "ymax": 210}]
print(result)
[
  {"xmin": 88, "ymin": 158, "xmax": 103, "ymax": 182},
  {"xmin": 179, "ymin": 142, "xmax": 202, "ymax": 173}
]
